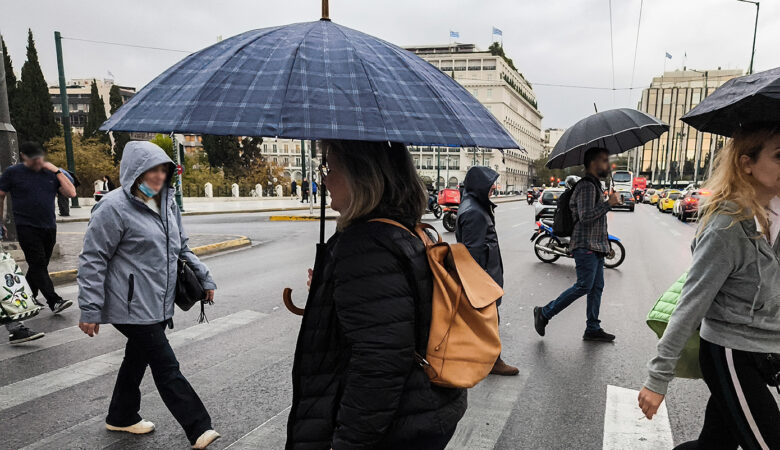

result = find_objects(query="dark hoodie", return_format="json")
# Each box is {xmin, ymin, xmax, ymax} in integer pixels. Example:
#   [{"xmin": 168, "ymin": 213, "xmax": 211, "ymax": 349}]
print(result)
[{"xmin": 456, "ymin": 166, "xmax": 503, "ymax": 290}]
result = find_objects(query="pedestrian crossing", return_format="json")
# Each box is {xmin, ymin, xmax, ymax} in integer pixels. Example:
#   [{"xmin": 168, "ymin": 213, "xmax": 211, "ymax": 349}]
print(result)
[
  {"xmin": 0, "ymin": 310, "xmax": 266, "ymax": 410},
  {"xmin": 1, "ymin": 306, "xmax": 682, "ymax": 449},
  {"xmin": 603, "ymin": 385, "xmax": 674, "ymax": 450}
]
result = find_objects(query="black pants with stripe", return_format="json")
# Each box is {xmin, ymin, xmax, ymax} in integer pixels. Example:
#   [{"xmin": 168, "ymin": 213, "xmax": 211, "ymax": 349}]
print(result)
[{"xmin": 677, "ymin": 338, "xmax": 780, "ymax": 450}]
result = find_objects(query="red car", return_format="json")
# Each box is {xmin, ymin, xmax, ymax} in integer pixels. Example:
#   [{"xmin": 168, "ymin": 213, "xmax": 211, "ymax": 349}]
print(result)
[{"xmin": 679, "ymin": 189, "xmax": 711, "ymax": 221}]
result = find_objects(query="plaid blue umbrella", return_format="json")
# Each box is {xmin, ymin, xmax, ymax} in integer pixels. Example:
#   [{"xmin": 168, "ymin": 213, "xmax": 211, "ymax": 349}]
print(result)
[{"xmin": 101, "ymin": 20, "xmax": 520, "ymax": 149}]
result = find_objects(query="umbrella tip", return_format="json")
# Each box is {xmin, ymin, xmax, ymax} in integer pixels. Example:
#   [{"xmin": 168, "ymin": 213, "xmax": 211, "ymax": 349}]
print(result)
[{"xmin": 321, "ymin": 0, "xmax": 330, "ymax": 20}]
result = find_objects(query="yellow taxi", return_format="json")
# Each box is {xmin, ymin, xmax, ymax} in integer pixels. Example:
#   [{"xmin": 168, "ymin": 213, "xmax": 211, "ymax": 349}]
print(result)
[
  {"xmin": 649, "ymin": 189, "xmax": 664, "ymax": 205},
  {"xmin": 658, "ymin": 190, "xmax": 681, "ymax": 212}
]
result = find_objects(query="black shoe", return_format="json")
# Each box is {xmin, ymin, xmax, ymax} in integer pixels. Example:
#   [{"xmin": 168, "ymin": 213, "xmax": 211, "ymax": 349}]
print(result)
[
  {"xmin": 32, "ymin": 296, "xmax": 45, "ymax": 308},
  {"xmin": 583, "ymin": 329, "xmax": 615, "ymax": 342},
  {"xmin": 533, "ymin": 307, "xmax": 548, "ymax": 337},
  {"xmin": 50, "ymin": 299, "xmax": 73, "ymax": 314},
  {"xmin": 9, "ymin": 325, "xmax": 45, "ymax": 345}
]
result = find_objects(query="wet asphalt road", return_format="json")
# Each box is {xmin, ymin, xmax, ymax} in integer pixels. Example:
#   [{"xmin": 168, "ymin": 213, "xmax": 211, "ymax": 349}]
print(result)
[{"xmin": 0, "ymin": 200, "xmax": 713, "ymax": 449}]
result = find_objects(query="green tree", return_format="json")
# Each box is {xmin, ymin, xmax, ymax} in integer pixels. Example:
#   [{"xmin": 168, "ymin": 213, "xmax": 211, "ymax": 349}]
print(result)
[
  {"xmin": 83, "ymin": 80, "xmax": 109, "ymax": 144},
  {"xmin": 108, "ymin": 84, "xmax": 130, "ymax": 163},
  {"xmin": 45, "ymin": 135, "xmax": 119, "ymax": 197},
  {"xmin": 15, "ymin": 29, "xmax": 58, "ymax": 144},
  {"xmin": 148, "ymin": 134, "xmax": 175, "ymax": 161},
  {"xmin": 489, "ymin": 42, "xmax": 517, "ymax": 72},
  {"xmin": 1, "ymin": 36, "xmax": 18, "ymax": 130},
  {"xmin": 532, "ymin": 156, "xmax": 579, "ymax": 187},
  {"xmin": 202, "ymin": 134, "xmax": 242, "ymax": 177}
]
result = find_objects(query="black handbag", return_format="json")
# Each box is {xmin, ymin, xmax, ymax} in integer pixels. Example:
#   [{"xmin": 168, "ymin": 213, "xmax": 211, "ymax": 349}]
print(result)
[{"xmin": 175, "ymin": 259, "xmax": 212, "ymax": 322}]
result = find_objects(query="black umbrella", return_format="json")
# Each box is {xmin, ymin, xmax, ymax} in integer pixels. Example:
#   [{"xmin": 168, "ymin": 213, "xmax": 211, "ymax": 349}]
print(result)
[
  {"xmin": 546, "ymin": 108, "xmax": 668, "ymax": 169},
  {"xmin": 681, "ymin": 67, "xmax": 780, "ymax": 136}
]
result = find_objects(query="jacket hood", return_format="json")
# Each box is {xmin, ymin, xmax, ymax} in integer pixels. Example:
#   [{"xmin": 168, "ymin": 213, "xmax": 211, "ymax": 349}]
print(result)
[
  {"xmin": 119, "ymin": 141, "xmax": 175, "ymax": 195},
  {"xmin": 463, "ymin": 166, "xmax": 499, "ymax": 203}
]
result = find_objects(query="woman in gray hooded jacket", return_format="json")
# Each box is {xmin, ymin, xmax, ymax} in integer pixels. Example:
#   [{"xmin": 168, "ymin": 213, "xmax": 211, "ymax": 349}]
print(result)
[
  {"xmin": 639, "ymin": 123, "xmax": 780, "ymax": 450},
  {"xmin": 77, "ymin": 141, "xmax": 220, "ymax": 449}
]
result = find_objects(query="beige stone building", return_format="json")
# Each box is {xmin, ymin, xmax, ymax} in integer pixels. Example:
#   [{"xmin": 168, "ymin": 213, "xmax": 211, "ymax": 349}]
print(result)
[
  {"xmin": 630, "ymin": 68, "xmax": 742, "ymax": 185},
  {"xmin": 403, "ymin": 43, "xmax": 544, "ymax": 192},
  {"xmin": 49, "ymin": 78, "xmax": 136, "ymax": 134}
]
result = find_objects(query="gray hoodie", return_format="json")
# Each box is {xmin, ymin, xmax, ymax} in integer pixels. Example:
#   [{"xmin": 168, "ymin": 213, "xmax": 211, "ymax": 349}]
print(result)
[
  {"xmin": 645, "ymin": 202, "xmax": 780, "ymax": 395},
  {"xmin": 77, "ymin": 141, "xmax": 216, "ymax": 325}
]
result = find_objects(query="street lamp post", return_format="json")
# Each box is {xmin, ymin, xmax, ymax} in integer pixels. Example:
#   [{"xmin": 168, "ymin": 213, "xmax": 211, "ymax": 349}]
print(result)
[
  {"xmin": 737, "ymin": 0, "xmax": 760, "ymax": 75},
  {"xmin": 54, "ymin": 31, "xmax": 79, "ymax": 208}
]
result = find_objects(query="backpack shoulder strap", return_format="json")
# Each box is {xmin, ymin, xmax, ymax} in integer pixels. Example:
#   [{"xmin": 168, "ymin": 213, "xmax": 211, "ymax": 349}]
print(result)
[{"xmin": 368, "ymin": 218, "xmax": 442, "ymax": 246}]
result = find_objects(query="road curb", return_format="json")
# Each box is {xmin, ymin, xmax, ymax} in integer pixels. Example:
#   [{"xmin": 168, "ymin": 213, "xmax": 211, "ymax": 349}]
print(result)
[
  {"xmin": 56, "ymin": 205, "xmax": 332, "ymax": 223},
  {"xmin": 47, "ymin": 236, "xmax": 251, "ymax": 286},
  {"xmin": 269, "ymin": 215, "xmax": 338, "ymax": 221}
]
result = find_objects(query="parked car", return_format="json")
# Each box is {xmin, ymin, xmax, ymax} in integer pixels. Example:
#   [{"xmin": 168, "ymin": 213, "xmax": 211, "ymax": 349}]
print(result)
[
  {"xmin": 534, "ymin": 188, "xmax": 564, "ymax": 221},
  {"xmin": 679, "ymin": 189, "xmax": 712, "ymax": 221},
  {"xmin": 658, "ymin": 190, "xmax": 681, "ymax": 213},
  {"xmin": 613, "ymin": 190, "xmax": 635, "ymax": 212},
  {"xmin": 643, "ymin": 188, "xmax": 657, "ymax": 204}
]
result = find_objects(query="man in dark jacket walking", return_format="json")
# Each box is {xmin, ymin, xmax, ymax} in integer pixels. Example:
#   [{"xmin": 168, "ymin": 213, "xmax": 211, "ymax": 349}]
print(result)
[
  {"xmin": 533, "ymin": 147, "xmax": 621, "ymax": 342},
  {"xmin": 456, "ymin": 166, "xmax": 519, "ymax": 376}
]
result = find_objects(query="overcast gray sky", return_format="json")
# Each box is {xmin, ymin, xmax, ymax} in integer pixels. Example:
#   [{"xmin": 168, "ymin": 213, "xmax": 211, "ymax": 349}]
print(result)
[{"xmin": 3, "ymin": 0, "xmax": 778, "ymax": 130}]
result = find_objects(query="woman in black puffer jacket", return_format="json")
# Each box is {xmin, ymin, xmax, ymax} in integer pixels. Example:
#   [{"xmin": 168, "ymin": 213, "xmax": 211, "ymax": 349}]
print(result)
[{"xmin": 286, "ymin": 140, "xmax": 467, "ymax": 450}]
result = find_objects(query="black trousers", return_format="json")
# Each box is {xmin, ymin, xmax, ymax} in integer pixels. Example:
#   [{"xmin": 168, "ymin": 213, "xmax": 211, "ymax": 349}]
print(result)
[
  {"xmin": 56, "ymin": 193, "xmax": 70, "ymax": 216},
  {"xmin": 676, "ymin": 338, "xmax": 780, "ymax": 450},
  {"xmin": 16, "ymin": 225, "xmax": 62, "ymax": 306},
  {"xmin": 108, "ymin": 322, "xmax": 211, "ymax": 444}
]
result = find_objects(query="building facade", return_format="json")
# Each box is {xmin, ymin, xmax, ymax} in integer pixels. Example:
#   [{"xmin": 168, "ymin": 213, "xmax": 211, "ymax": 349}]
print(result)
[
  {"xmin": 630, "ymin": 69, "xmax": 742, "ymax": 185},
  {"xmin": 403, "ymin": 43, "xmax": 544, "ymax": 192},
  {"xmin": 49, "ymin": 78, "xmax": 136, "ymax": 134},
  {"xmin": 541, "ymin": 128, "xmax": 565, "ymax": 159}
]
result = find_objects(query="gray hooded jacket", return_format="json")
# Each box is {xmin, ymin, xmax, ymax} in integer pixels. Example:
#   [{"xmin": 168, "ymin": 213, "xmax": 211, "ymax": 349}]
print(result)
[
  {"xmin": 645, "ymin": 202, "xmax": 780, "ymax": 395},
  {"xmin": 78, "ymin": 141, "xmax": 216, "ymax": 325}
]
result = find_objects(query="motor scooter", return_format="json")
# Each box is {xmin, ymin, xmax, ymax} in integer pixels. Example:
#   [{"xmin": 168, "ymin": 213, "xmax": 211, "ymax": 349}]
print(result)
[
  {"xmin": 427, "ymin": 192, "xmax": 443, "ymax": 218},
  {"xmin": 438, "ymin": 188, "xmax": 461, "ymax": 232},
  {"xmin": 529, "ymin": 219, "xmax": 626, "ymax": 268}
]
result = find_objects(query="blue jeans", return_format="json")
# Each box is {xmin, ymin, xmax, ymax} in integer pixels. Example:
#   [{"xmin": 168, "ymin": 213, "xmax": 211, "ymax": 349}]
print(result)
[{"xmin": 541, "ymin": 248, "xmax": 604, "ymax": 332}]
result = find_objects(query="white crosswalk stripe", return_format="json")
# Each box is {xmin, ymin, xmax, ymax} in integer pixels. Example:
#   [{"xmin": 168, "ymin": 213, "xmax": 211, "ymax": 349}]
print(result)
[
  {"xmin": 603, "ymin": 385, "xmax": 674, "ymax": 450},
  {"xmin": 0, "ymin": 310, "xmax": 266, "ymax": 411}
]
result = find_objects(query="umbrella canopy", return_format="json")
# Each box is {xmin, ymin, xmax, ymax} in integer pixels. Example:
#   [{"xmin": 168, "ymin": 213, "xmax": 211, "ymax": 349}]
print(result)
[
  {"xmin": 546, "ymin": 108, "xmax": 668, "ymax": 169},
  {"xmin": 101, "ymin": 20, "xmax": 520, "ymax": 149},
  {"xmin": 681, "ymin": 67, "xmax": 780, "ymax": 136}
]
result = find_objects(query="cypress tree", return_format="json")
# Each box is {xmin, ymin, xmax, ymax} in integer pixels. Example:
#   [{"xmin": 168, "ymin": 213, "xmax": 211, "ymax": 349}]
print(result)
[
  {"xmin": 1, "ymin": 36, "xmax": 18, "ymax": 129},
  {"xmin": 83, "ymin": 79, "xmax": 109, "ymax": 144},
  {"xmin": 108, "ymin": 84, "xmax": 130, "ymax": 163},
  {"xmin": 15, "ymin": 29, "xmax": 58, "ymax": 143}
]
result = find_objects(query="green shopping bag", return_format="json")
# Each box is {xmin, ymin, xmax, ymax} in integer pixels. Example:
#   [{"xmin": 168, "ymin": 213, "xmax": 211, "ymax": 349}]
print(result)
[
  {"xmin": 646, "ymin": 272, "xmax": 702, "ymax": 379},
  {"xmin": 0, "ymin": 253, "xmax": 42, "ymax": 324}
]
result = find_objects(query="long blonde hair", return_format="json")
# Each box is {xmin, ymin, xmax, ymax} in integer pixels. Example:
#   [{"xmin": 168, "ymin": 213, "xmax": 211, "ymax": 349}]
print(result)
[{"xmin": 699, "ymin": 124, "xmax": 779, "ymax": 239}]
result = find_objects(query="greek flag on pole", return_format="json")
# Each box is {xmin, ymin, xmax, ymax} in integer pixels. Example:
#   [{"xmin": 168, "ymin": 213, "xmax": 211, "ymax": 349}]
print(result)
[
  {"xmin": 450, "ymin": 30, "xmax": 459, "ymax": 38},
  {"xmin": 493, "ymin": 27, "xmax": 503, "ymax": 36},
  {"xmin": 665, "ymin": 52, "xmax": 672, "ymax": 59}
]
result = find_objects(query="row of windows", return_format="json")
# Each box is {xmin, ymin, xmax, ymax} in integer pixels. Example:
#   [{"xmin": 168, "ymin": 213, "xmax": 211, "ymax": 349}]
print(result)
[
  {"xmin": 262, "ymin": 143, "xmax": 302, "ymax": 154},
  {"xmin": 53, "ymin": 103, "xmax": 90, "ymax": 113}
]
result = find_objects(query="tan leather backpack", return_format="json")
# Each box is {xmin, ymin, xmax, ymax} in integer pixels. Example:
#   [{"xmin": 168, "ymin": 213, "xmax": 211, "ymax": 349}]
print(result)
[{"xmin": 371, "ymin": 219, "xmax": 503, "ymax": 389}]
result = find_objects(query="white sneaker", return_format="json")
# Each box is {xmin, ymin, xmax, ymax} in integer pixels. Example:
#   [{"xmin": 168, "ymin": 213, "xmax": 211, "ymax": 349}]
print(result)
[
  {"xmin": 192, "ymin": 430, "xmax": 221, "ymax": 449},
  {"xmin": 105, "ymin": 419, "xmax": 156, "ymax": 434}
]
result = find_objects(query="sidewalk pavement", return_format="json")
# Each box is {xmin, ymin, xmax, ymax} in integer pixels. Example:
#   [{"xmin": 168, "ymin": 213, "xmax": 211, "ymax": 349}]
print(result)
[
  {"xmin": 57, "ymin": 197, "xmax": 325, "ymax": 223},
  {"xmin": 17, "ymin": 232, "xmax": 251, "ymax": 286}
]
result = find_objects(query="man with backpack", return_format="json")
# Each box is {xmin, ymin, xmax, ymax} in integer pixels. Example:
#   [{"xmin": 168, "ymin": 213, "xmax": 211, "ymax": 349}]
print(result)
[
  {"xmin": 533, "ymin": 147, "xmax": 621, "ymax": 342},
  {"xmin": 456, "ymin": 166, "xmax": 519, "ymax": 376}
]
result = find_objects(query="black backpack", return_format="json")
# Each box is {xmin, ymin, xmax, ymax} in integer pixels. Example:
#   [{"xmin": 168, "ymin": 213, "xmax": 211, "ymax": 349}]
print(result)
[{"xmin": 552, "ymin": 178, "xmax": 601, "ymax": 237}]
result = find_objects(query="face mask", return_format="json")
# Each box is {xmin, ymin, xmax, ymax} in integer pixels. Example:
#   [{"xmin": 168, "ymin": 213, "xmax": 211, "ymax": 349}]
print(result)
[{"xmin": 138, "ymin": 182, "xmax": 159, "ymax": 197}]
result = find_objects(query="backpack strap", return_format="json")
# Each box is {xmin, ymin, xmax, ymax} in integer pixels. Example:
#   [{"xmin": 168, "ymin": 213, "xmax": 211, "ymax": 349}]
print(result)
[
  {"xmin": 367, "ymin": 218, "xmax": 434, "ymax": 366},
  {"xmin": 368, "ymin": 219, "xmax": 442, "ymax": 246}
]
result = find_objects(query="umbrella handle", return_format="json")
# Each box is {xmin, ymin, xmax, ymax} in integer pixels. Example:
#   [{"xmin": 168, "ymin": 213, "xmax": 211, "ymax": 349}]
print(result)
[{"xmin": 283, "ymin": 287, "xmax": 305, "ymax": 316}]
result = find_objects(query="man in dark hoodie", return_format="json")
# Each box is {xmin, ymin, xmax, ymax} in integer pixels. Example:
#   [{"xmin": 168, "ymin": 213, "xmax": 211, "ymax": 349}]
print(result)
[{"xmin": 456, "ymin": 166, "xmax": 519, "ymax": 376}]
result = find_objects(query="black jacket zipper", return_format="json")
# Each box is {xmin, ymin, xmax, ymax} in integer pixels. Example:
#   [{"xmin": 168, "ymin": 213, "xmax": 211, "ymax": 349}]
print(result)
[{"xmin": 127, "ymin": 273, "xmax": 135, "ymax": 315}]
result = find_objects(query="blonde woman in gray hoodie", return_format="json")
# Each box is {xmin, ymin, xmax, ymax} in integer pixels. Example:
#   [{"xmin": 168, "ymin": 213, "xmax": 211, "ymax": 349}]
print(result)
[{"xmin": 639, "ymin": 123, "xmax": 780, "ymax": 450}]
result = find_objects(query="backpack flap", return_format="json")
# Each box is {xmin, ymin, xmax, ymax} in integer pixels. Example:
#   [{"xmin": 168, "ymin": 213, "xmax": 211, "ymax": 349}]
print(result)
[{"xmin": 449, "ymin": 243, "xmax": 504, "ymax": 308}]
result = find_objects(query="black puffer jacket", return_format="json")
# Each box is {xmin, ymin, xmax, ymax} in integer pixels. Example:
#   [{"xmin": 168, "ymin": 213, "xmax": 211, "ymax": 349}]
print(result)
[
  {"xmin": 286, "ymin": 219, "xmax": 467, "ymax": 450},
  {"xmin": 455, "ymin": 167, "xmax": 503, "ymax": 290}
]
